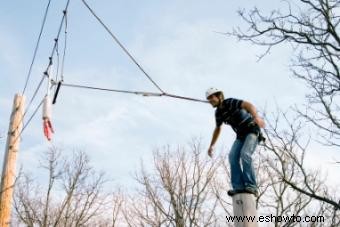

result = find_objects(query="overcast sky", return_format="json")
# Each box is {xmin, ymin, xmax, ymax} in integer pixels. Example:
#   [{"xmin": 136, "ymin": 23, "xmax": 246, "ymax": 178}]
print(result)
[{"xmin": 1, "ymin": 0, "xmax": 339, "ymax": 189}]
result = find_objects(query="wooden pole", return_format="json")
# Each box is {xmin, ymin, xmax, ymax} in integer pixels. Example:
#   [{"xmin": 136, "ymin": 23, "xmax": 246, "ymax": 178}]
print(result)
[
  {"xmin": 232, "ymin": 193, "xmax": 258, "ymax": 227},
  {"xmin": 0, "ymin": 94, "xmax": 25, "ymax": 226}
]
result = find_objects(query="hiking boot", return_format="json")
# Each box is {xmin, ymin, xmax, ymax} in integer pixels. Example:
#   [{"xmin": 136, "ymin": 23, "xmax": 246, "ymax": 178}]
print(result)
[
  {"xmin": 227, "ymin": 189, "xmax": 245, "ymax": 197},
  {"xmin": 244, "ymin": 187, "xmax": 259, "ymax": 197}
]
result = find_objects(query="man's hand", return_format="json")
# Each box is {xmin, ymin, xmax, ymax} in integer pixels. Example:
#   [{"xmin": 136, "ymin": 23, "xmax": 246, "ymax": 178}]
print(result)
[
  {"xmin": 254, "ymin": 116, "xmax": 265, "ymax": 128},
  {"xmin": 208, "ymin": 127, "xmax": 221, "ymax": 158},
  {"xmin": 208, "ymin": 146, "xmax": 215, "ymax": 158}
]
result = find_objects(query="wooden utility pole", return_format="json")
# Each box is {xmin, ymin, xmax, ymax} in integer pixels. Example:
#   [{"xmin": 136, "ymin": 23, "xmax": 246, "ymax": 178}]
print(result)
[
  {"xmin": 0, "ymin": 94, "xmax": 25, "ymax": 226},
  {"xmin": 232, "ymin": 193, "xmax": 258, "ymax": 227}
]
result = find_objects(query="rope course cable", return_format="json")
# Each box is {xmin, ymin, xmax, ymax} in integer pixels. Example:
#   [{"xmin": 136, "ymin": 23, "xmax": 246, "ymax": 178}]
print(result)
[
  {"xmin": 61, "ymin": 83, "xmax": 209, "ymax": 103},
  {"xmin": 15, "ymin": 0, "xmax": 209, "ymax": 143},
  {"xmin": 81, "ymin": 0, "xmax": 165, "ymax": 94},
  {"xmin": 52, "ymin": 8, "xmax": 68, "ymax": 104},
  {"xmin": 23, "ymin": 0, "xmax": 70, "ymax": 118},
  {"xmin": 31, "ymin": 0, "xmax": 70, "ymax": 105},
  {"xmin": 22, "ymin": 98, "xmax": 45, "ymax": 136},
  {"xmin": 47, "ymin": 0, "xmax": 70, "ymax": 68},
  {"xmin": 13, "ymin": 0, "xmax": 71, "ymax": 142},
  {"xmin": 60, "ymin": 9, "xmax": 68, "ymax": 82},
  {"xmin": 15, "ymin": 0, "xmax": 52, "ymax": 143},
  {"xmin": 77, "ymin": 0, "xmax": 208, "ymax": 104},
  {"xmin": 24, "ymin": 75, "xmax": 46, "ymax": 118},
  {"xmin": 21, "ymin": 0, "xmax": 52, "ymax": 96},
  {"xmin": 53, "ymin": 6, "xmax": 68, "ymax": 86},
  {"xmin": 54, "ymin": 36, "xmax": 60, "ymax": 85}
]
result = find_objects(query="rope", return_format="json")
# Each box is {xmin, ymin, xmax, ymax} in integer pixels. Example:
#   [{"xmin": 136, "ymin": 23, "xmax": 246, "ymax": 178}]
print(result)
[
  {"xmin": 61, "ymin": 83, "xmax": 209, "ymax": 103},
  {"xmin": 81, "ymin": 0, "xmax": 165, "ymax": 94}
]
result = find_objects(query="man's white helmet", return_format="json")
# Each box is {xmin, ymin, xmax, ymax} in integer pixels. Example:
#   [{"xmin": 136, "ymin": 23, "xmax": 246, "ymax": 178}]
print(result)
[{"xmin": 206, "ymin": 87, "xmax": 222, "ymax": 99}]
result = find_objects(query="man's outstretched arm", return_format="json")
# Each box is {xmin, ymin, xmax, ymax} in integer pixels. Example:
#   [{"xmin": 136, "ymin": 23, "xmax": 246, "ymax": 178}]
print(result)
[
  {"xmin": 208, "ymin": 126, "xmax": 221, "ymax": 157},
  {"xmin": 241, "ymin": 101, "xmax": 265, "ymax": 128}
]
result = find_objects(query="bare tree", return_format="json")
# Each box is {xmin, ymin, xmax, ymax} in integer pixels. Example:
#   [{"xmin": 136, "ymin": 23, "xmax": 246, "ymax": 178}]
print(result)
[
  {"xmin": 122, "ymin": 140, "xmax": 222, "ymax": 227},
  {"xmin": 229, "ymin": 0, "xmax": 340, "ymax": 147},
  {"xmin": 262, "ymin": 110, "xmax": 339, "ymax": 226},
  {"xmin": 12, "ymin": 142, "xmax": 337, "ymax": 226},
  {"xmin": 13, "ymin": 147, "xmax": 111, "ymax": 227},
  {"xmin": 110, "ymin": 189, "xmax": 124, "ymax": 227}
]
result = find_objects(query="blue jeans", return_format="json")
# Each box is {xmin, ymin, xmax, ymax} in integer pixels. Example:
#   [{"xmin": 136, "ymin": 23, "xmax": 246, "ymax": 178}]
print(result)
[{"xmin": 228, "ymin": 133, "xmax": 258, "ymax": 190}]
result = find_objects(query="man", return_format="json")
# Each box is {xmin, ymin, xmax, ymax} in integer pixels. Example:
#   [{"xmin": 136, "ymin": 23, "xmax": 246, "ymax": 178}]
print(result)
[{"xmin": 206, "ymin": 88, "xmax": 265, "ymax": 197}]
